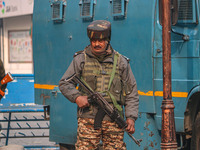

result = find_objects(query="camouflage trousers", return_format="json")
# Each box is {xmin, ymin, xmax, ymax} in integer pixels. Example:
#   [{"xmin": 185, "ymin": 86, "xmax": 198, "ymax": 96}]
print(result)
[{"xmin": 75, "ymin": 118, "xmax": 126, "ymax": 150}]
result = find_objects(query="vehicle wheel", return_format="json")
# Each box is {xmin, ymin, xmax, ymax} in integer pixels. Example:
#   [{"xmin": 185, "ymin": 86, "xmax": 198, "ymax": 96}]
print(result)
[
  {"xmin": 59, "ymin": 143, "xmax": 75, "ymax": 150},
  {"xmin": 190, "ymin": 112, "xmax": 200, "ymax": 150}
]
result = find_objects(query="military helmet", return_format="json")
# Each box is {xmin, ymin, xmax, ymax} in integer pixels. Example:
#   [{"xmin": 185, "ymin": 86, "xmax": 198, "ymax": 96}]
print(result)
[{"xmin": 87, "ymin": 20, "xmax": 111, "ymax": 41}]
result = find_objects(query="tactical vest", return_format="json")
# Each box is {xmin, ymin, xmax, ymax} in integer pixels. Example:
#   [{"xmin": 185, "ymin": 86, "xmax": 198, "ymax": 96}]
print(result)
[{"xmin": 79, "ymin": 50, "xmax": 125, "ymax": 113}]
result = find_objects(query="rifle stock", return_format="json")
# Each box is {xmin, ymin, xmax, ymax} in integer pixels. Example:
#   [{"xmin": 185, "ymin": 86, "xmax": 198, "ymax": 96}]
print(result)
[
  {"xmin": 66, "ymin": 73, "xmax": 142, "ymax": 146},
  {"xmin": 0, "ymin": 72, "xmax": 14, "ymax": 96}
]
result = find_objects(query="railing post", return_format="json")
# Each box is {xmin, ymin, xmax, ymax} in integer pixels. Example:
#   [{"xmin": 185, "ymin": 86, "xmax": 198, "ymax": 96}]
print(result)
[{"xmin": 6, "ymin": 112, "xmax": 12, "ymax": 145}]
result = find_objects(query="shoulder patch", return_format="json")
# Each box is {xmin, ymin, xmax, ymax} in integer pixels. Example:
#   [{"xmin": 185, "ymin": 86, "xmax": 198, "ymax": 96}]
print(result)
[
  {"xmin": 121, "ymin": 55, "xmax": 130, "ymax": 62},
  {"xmin": 73, "ymin": 50, "xmax": 84, "ymax": 57}
]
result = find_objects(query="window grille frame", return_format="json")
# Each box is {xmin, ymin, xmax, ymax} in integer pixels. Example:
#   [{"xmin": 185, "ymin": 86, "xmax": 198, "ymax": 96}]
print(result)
[
  {"xmin": 80, "ymin": 0, "xmax": 95, "ymax": 19},
  {"xmin": 52, "ymin": 1, "xmax": 64, "ymax": 21},
  {"xmin": 112, "ymin": 0, "xmax": 125, "ymax": 17},
  {"xmin": 177, "ymin": 0, "xmax": 197, "ymax": 24}
]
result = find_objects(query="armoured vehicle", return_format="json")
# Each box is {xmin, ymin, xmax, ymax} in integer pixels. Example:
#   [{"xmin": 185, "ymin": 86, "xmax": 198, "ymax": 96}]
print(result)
[{"xmin": 33, "ymin": 0, "xmax": 200, "ymax": 149}]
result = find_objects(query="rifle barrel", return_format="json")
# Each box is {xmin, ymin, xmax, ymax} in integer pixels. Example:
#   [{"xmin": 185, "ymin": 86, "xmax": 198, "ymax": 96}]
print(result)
[{"xmin": 126, "ymin": 131, "xmax": 141, "ymax": 146}]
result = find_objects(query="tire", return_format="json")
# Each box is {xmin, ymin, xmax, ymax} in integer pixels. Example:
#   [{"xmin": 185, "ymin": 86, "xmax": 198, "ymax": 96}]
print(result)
[
  {"xmin": 59, "ymin": 143, "xmax": 75, "ymax": 150},
  {"xmin": 190, "ymin": 112, "xmax": 200, "ymax": 150}
]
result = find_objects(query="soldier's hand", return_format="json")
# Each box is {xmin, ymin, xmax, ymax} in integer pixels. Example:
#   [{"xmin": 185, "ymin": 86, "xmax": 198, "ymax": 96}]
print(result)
[
  {"xmin": 126, "ymin": 118, "xmax": 135, "ymax": 134},
  {"xmin": 75, "ymin": 96, "xmax": 90, "ymax": 108}
]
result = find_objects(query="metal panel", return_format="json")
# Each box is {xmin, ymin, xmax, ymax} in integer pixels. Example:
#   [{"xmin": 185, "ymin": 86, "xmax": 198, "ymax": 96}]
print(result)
[{"xmin": 125, "ymin": 113, "xmax": 161, "ymax": 149}]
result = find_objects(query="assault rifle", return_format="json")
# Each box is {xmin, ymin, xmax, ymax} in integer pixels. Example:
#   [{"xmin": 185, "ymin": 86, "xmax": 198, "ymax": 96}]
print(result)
[
  {"xmin": 66, "ymin": 73, "xmax": 142, "ymax": 146},
  {"xmin": 0, "ymin": 72, "xmax": 14, "ymax": 97}
]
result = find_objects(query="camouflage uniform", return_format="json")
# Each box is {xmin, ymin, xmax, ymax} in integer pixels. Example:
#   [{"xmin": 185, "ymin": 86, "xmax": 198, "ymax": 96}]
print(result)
[
  {"xmin": 75, "ymin": 118, "xmax": 126, "ymax": 150},
  {"xmin": 59, "ymin": 20, "xmax": 139, "ymax": 150}
]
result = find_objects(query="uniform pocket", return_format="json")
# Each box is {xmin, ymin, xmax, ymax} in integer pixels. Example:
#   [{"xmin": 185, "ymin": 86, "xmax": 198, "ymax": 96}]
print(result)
[
  {"xmin": 110, "ymin": 78, "xmax": 122, "ymax": 103},
  {"xmin": 111, "ymin": 77, "xmax": 122, "ymax": 94},
  {"xmin": 123, "ymin": 81, "xmax": 133, "ymax": 95},
  {"xmin": 85, "ymin": 75, "xmax": 97, "ymax": 91}
]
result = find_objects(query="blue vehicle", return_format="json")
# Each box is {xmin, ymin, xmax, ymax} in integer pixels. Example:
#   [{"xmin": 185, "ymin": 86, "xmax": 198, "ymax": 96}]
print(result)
[{"xmin": 33, "ymin": 0, "xmax": 200, "ymax": 149}]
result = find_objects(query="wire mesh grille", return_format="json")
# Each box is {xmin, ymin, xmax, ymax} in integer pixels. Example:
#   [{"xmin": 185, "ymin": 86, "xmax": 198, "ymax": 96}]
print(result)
[
  {"xmin": 82, "ymin": 0, "xmax": 91, "ymax": 16},
  {"xmin": 52, "ymin": 3, "xmax": 61, "ymax": 19},
  {"xmin": 113, "ymin": 0, "xmax": 122, "ymax": 14},
  {"xmin": 178, "ymin": 0, "xmax": 193, "ymax": 20}
]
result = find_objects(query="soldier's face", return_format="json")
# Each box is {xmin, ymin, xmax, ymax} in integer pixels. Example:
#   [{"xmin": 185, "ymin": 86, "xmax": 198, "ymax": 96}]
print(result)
[{"xmin": 90, "ymin": 39, "xmax": 108, "ymax": 55}]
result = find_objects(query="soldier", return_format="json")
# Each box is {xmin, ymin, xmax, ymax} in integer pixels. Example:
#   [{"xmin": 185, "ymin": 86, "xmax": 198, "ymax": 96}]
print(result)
[
  {"xmin": 0, "ymin": 59, "xmax": 6, "ymax": 136},
  {"xmin": 59, "ymin": 20, "xmax": 139, "ymax": 150},
  {"xmin": 0, "ymin": 59, "xmax": 6, "ymax": 100}
]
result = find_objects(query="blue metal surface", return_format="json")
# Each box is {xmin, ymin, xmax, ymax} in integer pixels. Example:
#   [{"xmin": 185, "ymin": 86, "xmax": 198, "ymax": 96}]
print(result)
[
  {"xmin": 125, "ymin": 113, "xmax": 161, "ymax": 150},
  {"xmin": 32, "ymin": 0, "xmax": 200, "ymax": 149},
  {"xmin": 0, "ymin": 74, "xmax": 34, "ymax": 107},
  {"xmin": 49, "ymin": 94, "xmax": 77, "ymax": 144},
  {"xmin": 0, "ymin": 106, "xmax": 44, "ymax": 112}
]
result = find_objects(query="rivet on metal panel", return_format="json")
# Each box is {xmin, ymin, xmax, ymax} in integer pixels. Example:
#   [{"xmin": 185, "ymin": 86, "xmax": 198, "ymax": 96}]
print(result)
[{"xmin": 68, "ymin": 35, "xmax": 72, "ymax": 40}]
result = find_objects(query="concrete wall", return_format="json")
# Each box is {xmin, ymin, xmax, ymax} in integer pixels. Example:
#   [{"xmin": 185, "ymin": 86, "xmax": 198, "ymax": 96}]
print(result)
[{"xmin": 3, "ymin": 15, "xmax": 33, "ymax": 74}]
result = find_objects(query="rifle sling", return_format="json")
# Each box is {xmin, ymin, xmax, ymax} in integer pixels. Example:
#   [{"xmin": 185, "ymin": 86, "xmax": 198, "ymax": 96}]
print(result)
[{"xmin": 81, "ymin": 53, "xmax": 122, "ymax": 129}]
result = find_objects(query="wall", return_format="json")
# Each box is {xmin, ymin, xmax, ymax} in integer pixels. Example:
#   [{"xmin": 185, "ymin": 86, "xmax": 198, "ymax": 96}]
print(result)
[
  {"xmin": 0, "ymin": 15, "xmax": 34, "ymax": 106},
  {"xmin": 3, "ymin": 15, "xmax": 33, "ymax": 74}
]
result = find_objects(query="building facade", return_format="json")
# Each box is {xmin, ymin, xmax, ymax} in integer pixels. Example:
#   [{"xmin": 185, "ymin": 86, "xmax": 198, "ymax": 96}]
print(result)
[{"xmin": 0, "ymin": 0, "xmax": 34, "ymax": 106}]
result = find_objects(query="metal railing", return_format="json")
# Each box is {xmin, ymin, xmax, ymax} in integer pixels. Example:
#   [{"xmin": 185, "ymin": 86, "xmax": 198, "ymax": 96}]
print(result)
[{"xmin": 0, "ymin": 105, "xmax": 50, "ymax": 146}]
